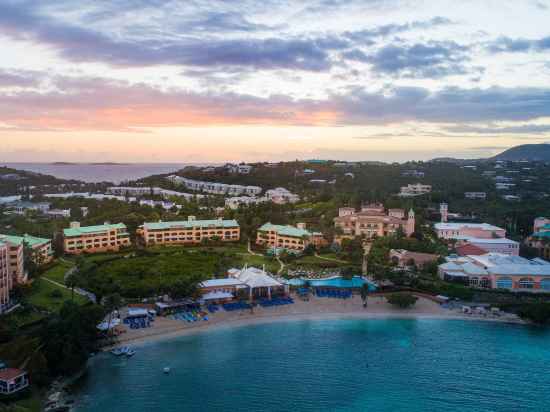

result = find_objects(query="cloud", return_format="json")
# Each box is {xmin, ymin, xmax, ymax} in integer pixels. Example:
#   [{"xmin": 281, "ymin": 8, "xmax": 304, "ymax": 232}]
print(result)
[
  {"xmin": 444, "ymin": 124, "xmax": 550, "ymax": 134},
  {"xmin": 488, "ymin": 36, "xmax": 550, "ymax": 53},
  {"xmin": 334, "ymin": 86, "xmax": 550, "ymax": 124},
  {"xmin": 345, "ymin": 41, "xmax": 475, "ymax": 78},
  {"xmin": 0, "ymin": 69, "xmax": 42, "ymax": 87},
  {"xmin": 2, "ymin": 73, "xmax": 550, "ymax": 131},
  {"xmin": 0, "ymin": 2, "xmax": 335, "ymax": 72},
  {"xmin": 343, "ymin": 16, "xmax": 453, "ymax": 43}
]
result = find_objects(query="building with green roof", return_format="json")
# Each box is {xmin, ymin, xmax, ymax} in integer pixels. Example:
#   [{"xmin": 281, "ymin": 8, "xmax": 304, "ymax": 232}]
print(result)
[
  {"xmin": 0, "ymin": 234, "xmax": 53, "ymax": 265},
  {"xmin": 63, "ymin": 222, "xmax": 130, "ymax": 254},
  {"xmin": 256, "ymin": 223, "xmax": 325, "ymax": 252},
  {"xmin": 139, "ymin": 217, "xmax": 240, "ymax": 246}
]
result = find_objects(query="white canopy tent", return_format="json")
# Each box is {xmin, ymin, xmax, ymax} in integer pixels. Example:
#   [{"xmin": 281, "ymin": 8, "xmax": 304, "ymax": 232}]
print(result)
[
  {"xmin": 230, "ymin": 266, "xmax": 289, "ymax": 299},
  {"xmin": 201, "ymin": 291, "xmax": 234, "ymax": 301}
]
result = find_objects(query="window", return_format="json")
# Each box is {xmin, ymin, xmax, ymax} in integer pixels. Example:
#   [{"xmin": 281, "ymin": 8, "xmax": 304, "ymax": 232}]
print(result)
[
  {"xmin": 518, "ymin": 277, "xmax": 534, "ymax": 289},
  {"xmin": 541, "ymin": 279, "xmax": 550, "ymax": 291},
  {"xmin": 496, "ymin": 277, "xmax": 513, "ymax": 289}
]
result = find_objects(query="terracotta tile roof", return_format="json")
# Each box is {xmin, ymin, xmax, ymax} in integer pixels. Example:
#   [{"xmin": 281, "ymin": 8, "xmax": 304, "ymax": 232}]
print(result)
[
  {"xmin": 455, "ymin": 243, "xmax": 487, "ymax": 256},
  {"xmin": 0, "ymin": 368, "xmax": 26, "ymax": 381}
]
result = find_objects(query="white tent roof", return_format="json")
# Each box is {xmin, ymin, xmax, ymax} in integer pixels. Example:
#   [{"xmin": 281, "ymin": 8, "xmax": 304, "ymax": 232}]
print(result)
[
  {"xmin": 200, "ymin": 278, "xmax": 245, "ymax": 288},
  {"xmin": 97, "ymin": 318, "xmax": 120, "ymax": 331},
  {"xmin": 128, "ymin": 308, "xmax": 149, "ymax": 317},
  {"xmin": 233, "ymin": 267, "xmax": 282, "ymax": 288},
  {"xmin": 202, "ymin": 291, "xmax": 233, "ymax": 301}
]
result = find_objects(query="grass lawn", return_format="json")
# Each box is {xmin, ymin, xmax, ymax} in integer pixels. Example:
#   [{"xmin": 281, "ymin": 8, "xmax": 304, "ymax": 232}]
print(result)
[
  {"xmin": 236, "ymin": 253, "xmax": 280, "ymax": 273},
  {"xmin": 26, "ymin": 277, "xmax": 87, "ymax": 312},
  {"xmin": 2, "ymin": 310, "xmax": 45, "ymax": 329},
  {"xmin": 1, "ymin": 388, "xmax": 42, "ymax": 412},
  {"xmin": 317, "ymin": 252, "xmax": 349, "ymax": 262},
  {"xmin": 40, "ymin": 260, "xmax": 74, "ymax": 284}
]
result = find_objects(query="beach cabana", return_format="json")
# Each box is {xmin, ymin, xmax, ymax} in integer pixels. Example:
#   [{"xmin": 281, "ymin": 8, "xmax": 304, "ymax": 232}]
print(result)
[
  {"xmin": 201, "ymin": 291, "xmax": 234, "ymax": 304},
  {"xmin": 230, "ymin": 266, "xmax": 289, "ymax": 300}
]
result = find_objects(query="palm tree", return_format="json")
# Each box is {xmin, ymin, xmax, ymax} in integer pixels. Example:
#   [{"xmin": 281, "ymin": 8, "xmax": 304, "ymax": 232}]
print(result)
[
  {"xmin": 360, "ymin": 284, "xmax": 369, "ymax": 308},
  {"xmin": 65, "ymin": 271, "xmax": 78, "ymax": 302},
  {"xmin": 104, "ymin": 293, "xmax": 122, "ymax": 338}
]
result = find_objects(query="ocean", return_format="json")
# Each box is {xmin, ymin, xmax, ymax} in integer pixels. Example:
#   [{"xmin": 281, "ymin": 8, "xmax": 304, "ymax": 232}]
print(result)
[
  {"xmin": 1, "ymin": 163, "xmax": 197, "ymax": 184},
  {"xmin": 73, "ymin": 318, "xmax": 550, "ymax": 411}
]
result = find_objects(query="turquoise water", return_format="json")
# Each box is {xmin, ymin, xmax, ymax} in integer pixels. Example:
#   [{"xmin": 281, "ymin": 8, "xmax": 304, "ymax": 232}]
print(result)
[
  {"xmin": 287, "ymin": 276, "xmax": 376, "ymax": 290},
  {"xmin": 74, "ymin": 319, "xmax": 550, "ymax": 412}
]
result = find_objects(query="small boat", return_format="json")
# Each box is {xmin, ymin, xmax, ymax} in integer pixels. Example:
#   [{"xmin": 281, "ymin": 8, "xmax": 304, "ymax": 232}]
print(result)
[
  {"xmin": 163, "ymin": 367, "xmax": 171, "ymax": 374},
  {"xmin": 126, "ymin": 349, "xmax": 136, "ymax": 358},
  {"xmin": 111, "ymin": 346, "xmax": 131, "ymax": 356}
]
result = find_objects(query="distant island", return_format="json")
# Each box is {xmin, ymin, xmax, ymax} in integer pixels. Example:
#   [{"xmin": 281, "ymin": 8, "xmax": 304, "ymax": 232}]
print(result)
[
  {"xmin": 491, "ymin": 143, "xmax": 550, "ymax": 162},
  {"xmin": 51, "ymin": 162, "xmax": 130, "ymax": 166},
  {"xmin": 431, "ymin": 143, "xmax": 550, "ymax": 163}
]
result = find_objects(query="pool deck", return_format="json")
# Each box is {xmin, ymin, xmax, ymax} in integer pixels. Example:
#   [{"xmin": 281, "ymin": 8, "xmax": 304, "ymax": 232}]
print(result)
[{"xmin": 104, "ymin": 294, "xmax": 524, "ymax": 350}]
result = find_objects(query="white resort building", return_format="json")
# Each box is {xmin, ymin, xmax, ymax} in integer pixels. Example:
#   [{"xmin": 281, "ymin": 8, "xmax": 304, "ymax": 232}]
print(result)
[
  {"xmin": 439, "ymin": 253, "xmax": 550, "ymax": 291},
  {"xmin": 398, "ymin": 183, "xmax": 432, "ymax": 197},
  {"xmin": 167, "ymin": 175, "xmax": 262, "ymax": 196},
  {"xmin": 264, "ymin": 188, "xmax": 300, "ymax": 204}
]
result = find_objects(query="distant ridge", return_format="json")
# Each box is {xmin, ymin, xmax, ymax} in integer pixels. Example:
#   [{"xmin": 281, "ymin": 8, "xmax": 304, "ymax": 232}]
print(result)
[{"xmin": 491, "ymin": 143, "xmax": 550, "ymax": 162}]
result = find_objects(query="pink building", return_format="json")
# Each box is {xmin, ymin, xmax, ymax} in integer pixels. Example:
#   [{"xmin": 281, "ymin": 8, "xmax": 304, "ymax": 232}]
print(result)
[
  {"xmin": 334, "ymin": 204, "xmax": 415, "ymax": 239},
  {"xmin": 460, "ymin": 238, "xmax": 519, "ymax": 256},
  {"xmin": 434, "ymin": 222, "xmax": 506, "ymax": 240},
  {"xmin": 0, "ymin": 241, "xmax": 11, "ymax": 313}
]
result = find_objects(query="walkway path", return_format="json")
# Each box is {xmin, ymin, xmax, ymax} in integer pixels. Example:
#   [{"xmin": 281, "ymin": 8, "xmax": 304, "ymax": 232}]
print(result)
[
  {"xmin": 43, "ymin": 271, "xmax": 97, "ymax": 303},
  {"xmin": 276, "ymin": 256, "xmax": 285, "ymax": 275},
  {"xmin": 314, "ymin": 253, "xmax": 349, "ymax": 264}
]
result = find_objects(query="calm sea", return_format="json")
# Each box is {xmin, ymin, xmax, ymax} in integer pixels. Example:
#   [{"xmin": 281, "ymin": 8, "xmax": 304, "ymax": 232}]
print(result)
[
  {"xmin": 73, "ymin": 318, "xmax": 550, "ymax": 412},
  {"xmin": 1, "ymin": 163, "xmax": 203, "ymax": 184}
]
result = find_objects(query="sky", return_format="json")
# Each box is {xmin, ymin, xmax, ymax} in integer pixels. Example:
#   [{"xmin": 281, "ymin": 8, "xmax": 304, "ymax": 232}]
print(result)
[{"xmin": 1, "ymin": 0, "xmax": 550, "ymax": 163}]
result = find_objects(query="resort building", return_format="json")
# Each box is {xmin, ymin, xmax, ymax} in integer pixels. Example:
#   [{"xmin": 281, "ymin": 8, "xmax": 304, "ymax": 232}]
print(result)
[
  {"xmin": 107, "ymin": 186, "xmax": 199, "ymax": 200},
  {"xmin": 401, "ymin": 170, "xmax": 425, "ymax": 178},
  {"xmin": 0, "ymin": 368, "xmax": 29, "ymax": 396},
  {"xmin": 525, "ymin": 217, "xmax": 550, "ymax": 260},
  {"xmin": 462, "ymin": 237, "xmax": 519, "ymax": 256},
  {"xmin": 167, "ymin": 176, "xmax": 262, "ymax": 196},
  {"xmin": 5, "ymin": 201, "xmax": 51, "ymax": 215},
  {"xmin": 138, "ymin": 199, "xmax": 181, "ymax": 210},
  {"xmin": 434, "ymin": 222, "xmax": 506, "ymax": 240},
  {"xmin": 63, "ymin": 222, "xmax": 130, "ymax": 254},
  {"xmin": 199, "ymin": 278, "xmax": 247, "ymax": 303},
  {"xmin": 389, "ymin": 249, "xmax": 439, "ymax": 268},
  {"xmin": 45, "ymin": 209, "xmax": 71, "ymax": 218},
  {"xmin": 225, "ymin": 196, "xmax": 268, "ymax": 210},
  {"xmin": 334, "ymin": 204, "xmax": 415, "ymax": 239},
  {"xmin": 465, "ymin": 192, "xmax": 487, "ymax": 200},
  {"xmin": 256, "ymin": 223, "xmax": 325, "ymax": 252},
  {"xmin": 398, "ymin": 183, "xmax": 432, "ymax": 197},
  {"xmin": 439, "ymin": 253, "xmax": 550, "ymax": 291},
  {"xmin": 264, "ymin": 188, "xmax": 300, "ymax": 204},
  {"xmin": 0, "ymin": 234, "xmax": 53, "ymax": 265},
  {"xmin": 0, "ymin": 241, "xmax": 12, "ymax": 313},
  {"xmin": 226, "ymin": 164, "xmax": 253, "ymax": 174},
  {"xmin": 138, "ymin": 217, "xmax": 240, "ymax": 246},
  {"xmin": 0, "ymin": 236, "xmax": 25, "ymax": 285}
]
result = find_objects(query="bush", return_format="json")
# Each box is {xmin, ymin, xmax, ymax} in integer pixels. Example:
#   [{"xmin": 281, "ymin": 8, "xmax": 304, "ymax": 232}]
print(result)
[
  {"xmin": 517, "ymin": 303, "xmax": 550, "ymax": 324},
  {"xmin": 49, "ymin": 289, "xmax": 63, "ymax": 299},
  {"xmin": 387, "ymin": 293, "xmax": 418, "ymax": 308}
]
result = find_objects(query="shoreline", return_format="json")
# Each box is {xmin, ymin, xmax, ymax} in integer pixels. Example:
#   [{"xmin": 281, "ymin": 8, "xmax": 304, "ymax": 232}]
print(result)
[{"xmin": 103, "ymin": 308, "xmax": 527, "ymax": 350}]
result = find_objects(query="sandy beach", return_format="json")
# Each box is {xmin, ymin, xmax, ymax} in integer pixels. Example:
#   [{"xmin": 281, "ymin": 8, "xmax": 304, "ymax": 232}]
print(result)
[{"xmin": 104, "ymin": 295, "xmax": 524, "ymax": 350}]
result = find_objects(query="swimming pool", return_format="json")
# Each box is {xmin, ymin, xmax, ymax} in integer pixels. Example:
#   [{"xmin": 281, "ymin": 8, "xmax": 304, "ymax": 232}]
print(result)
[{"xmin": 286, "ymin": 276, "xmax": 377, "ymax": 290}]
